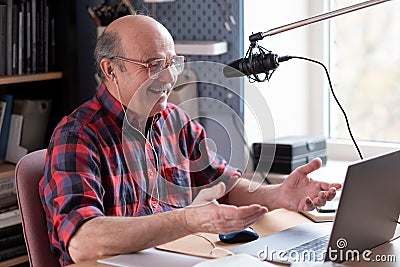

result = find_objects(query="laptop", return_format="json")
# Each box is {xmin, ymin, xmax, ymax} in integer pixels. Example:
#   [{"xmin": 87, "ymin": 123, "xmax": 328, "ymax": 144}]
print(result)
[{"xmin": 231, "ymin": 149, "xmax": 400, "ymax": 264}]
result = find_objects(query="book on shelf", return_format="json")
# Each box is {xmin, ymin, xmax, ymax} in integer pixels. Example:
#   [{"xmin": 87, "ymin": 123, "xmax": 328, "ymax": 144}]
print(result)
[
  {"xmin": 0, "ymin": 0, "xmax": 56, "ymax": 75},
  {"xmin": 0, "ymin": 0, "xmax": 13, "ymax": 75},
  {"xmin": 0, "ymin": 232, "xmax": 24, "ymax": 251},
  {"xmin": 0, "ymin": 243, "xmax": 26, "ymax": 262},
  {"xmin": 17, "ymin": 0, "xmax": 24, "ymax": 75},
  {"xmin": 0, "ymin": 207, "xmax": 19, "ymax": 221},
  {"xmin": 0, "ymin": 222, "xmax": 22, "ymax": 239},
  {"xmin": 5, "ymin": 114, "xmax": 27, "ymax": 164},
  {"xmin": 0, "ymin": 193, "xmax": 17, "ymax": 210},
  {"xmin": 25, "ymin": 0, "xmax": 32, "ymax": 74},
  {"xmin": 0, "ymin": 100, "xmax": 6, "ymax": 133},
  {"xmin": 49, "ymin": 2, "xmax": 55, "ymax": 70},
  {"xmin": 0, "ymin": 94, "xmax": 14, "ymax": 162},
  {"xmin": 43, "ymin": 0, "xmax": 48, "ymax": 72},
  {"xmin": 11, "ymin": 3, "xmax": 18, "ymax": 75},
  {"xmin": 0, "ymin": 163, "xmax": 16, "ymax": 196},
  {"xmin": 37, "ymin": 0, "xmax": 43, "ymax": 72},
  {"xmin": 0, "ymin": 4, "xmax": 6, "ymax": 75},
  {"xmin": 13, "ymin": 98, "xmax": 52, "ymax": 151},
  {"xmin": 31, "ymin": 0, "xmax": 36, "ymax": 73},
  {"xmin": 0, "ymin": 207, "xmax": 21, "ymax": 229}
]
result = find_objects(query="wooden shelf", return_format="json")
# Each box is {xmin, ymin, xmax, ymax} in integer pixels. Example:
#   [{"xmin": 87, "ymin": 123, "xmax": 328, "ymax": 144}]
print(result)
[
  {"xmin": 0, "ymin": 163, "xmax": 15, "ymax": 179},
  {"xmin": 0, "ymin": 254, "xmax": 28, "ymax": 267},
  {"xmin": 0, "ymin": 72, "xmax": 63, "ymax": 85}
]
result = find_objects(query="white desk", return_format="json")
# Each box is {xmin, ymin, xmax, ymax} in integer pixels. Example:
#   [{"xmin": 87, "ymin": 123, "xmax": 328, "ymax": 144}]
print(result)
[
  {"xmin": 71, "ymin": 160, "xmax": 400, "ymax": 267},
  {"xmin": 97, "ymin": 248, "xmax": 206, "ymax": 267},
  {"xmin": 70, "ymin": 209, "xmax": 400, "ymax": 267}
]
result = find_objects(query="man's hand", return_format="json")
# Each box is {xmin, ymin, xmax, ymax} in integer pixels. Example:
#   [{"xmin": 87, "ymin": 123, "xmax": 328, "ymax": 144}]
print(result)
[
  {"xmin": 277, "ymin": 158, "xmax": 342, "ymax": 211},
  {"xmin": 181, "ymin": 183, "xmax": 268, "ymax": 234}
]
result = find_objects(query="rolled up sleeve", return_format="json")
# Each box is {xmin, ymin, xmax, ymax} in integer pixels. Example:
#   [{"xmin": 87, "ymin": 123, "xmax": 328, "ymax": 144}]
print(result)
[{"xmin": 39, "ymin": 123, "xmax": 105, "ymax": 265}]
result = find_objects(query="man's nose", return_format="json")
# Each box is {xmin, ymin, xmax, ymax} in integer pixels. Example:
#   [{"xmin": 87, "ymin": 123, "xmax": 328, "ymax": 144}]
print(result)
[{"xmin": 156, "ymin": 66, "xmax": 176, "ymax": 83}]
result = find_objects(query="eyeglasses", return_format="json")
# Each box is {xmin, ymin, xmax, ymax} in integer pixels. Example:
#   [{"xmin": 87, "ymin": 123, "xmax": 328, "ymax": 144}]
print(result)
[{"xmin": 111, "ymin": 55, "xmax": 185, "ymax": 78}]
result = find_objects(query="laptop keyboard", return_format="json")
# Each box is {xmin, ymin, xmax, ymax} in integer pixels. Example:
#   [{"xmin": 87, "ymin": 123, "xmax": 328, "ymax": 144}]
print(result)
[{"xmin": 280, "ymin": 234, "xmax": 330, "ymax": 262}]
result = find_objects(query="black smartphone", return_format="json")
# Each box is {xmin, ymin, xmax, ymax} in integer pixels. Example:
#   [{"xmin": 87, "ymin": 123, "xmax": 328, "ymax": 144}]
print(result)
[{"xmin": 316, "ymin": 191, "xmax": 341, "ymax": 213}]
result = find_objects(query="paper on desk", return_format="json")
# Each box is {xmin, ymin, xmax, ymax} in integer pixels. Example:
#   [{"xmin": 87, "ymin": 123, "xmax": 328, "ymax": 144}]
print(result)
[
  {"xmin": 97, "ymin": 248, "xmax": 205, "ymax": 267},
  {"xmin": 192, "ymin": 254, "xmax": 275, "ymax": 267}
]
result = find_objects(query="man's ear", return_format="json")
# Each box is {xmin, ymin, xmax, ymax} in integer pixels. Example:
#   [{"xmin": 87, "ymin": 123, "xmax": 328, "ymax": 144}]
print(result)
[{"xmin": 100, "ymin": 58, "xmax": 115, "ymax": 81}]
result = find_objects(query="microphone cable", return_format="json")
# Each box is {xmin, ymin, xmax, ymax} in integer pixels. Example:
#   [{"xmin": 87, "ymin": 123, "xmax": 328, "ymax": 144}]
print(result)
[
  {"xmin": 287, "ymin": 56, "xmax": 363, "ymax": 160},
  {"xmin": 229, "ymin": 53, "xmax": 364, "ymax": 184},
  {"xmin": 228, "ymin": 51, "xmax": 364, "ymax": 184}
]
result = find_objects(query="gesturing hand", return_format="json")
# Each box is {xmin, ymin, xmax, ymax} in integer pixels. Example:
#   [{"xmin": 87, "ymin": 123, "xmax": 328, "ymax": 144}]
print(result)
[
  {"xmin": 182, "ymin": 183, "xmax": 268, "ymax": 234},
  {"xmin": 278, "ymin": 158, "xmax": 342, "ymax": 211}
]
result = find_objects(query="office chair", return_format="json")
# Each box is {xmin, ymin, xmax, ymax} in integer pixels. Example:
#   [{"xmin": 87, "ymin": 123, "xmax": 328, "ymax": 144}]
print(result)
[{"xmin": 15, "ymin": 149, "xmax": 60, "ymax": 267}]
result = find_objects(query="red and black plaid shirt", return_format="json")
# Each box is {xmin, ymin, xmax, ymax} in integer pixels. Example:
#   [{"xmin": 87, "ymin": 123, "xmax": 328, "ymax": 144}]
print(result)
[{"xmin": 39, "ymin": 84, "xmax": 240, "ymax": 266}]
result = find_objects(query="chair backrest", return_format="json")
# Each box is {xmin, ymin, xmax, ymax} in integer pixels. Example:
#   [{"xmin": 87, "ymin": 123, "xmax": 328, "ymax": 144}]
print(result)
[{"xmin": 15, "ymin": 149, "xmax": 60, "ymax": 267}]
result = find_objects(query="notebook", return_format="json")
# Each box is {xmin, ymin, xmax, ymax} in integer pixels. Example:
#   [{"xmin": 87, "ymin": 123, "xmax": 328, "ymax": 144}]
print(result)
[
  {"xmin": 231, "ymin": 149, "xmax": 400, "ymax": 264},
  {"xmin": 300, "ymin": 190, "xmax": 341, "ymax": 222}
]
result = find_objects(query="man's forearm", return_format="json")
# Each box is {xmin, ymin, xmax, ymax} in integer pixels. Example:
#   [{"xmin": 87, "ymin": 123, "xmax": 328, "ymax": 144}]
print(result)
[
  {"xmin": 225, "ymin": 178, "xmax": 282, "ymax": 210},
  {"xmin": 68, "ymin": 208, "xmax": 190, "ymax": 263}
]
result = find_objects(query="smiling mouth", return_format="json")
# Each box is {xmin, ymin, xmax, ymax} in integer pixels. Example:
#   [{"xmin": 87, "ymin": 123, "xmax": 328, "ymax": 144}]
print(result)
[
  {"xmin": 148, "ymin": 88, "xmax": 168, "ymax": 94},
  {"xmin": 147, "ymin": 84, "xmax": 172, "ymax": 94}
]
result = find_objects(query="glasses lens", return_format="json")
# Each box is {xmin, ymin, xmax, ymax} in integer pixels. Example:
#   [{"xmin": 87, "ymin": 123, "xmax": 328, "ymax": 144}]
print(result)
[
  {"xmin": 149, "ymin": 57, "xmax": 185, "ymax": 77},
  {"xmin": 149, "ymin": 59, "xmax": 166, "ymax": 76},
  {"xmin": 171, "ymin": 56, "xmax": 184, "ymax": 74}
]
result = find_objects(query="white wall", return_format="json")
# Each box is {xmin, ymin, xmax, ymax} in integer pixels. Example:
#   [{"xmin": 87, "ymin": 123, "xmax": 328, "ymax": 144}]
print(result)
[{"xmin": 243, "ymin": 0, "xmax": 326, "ymax": 144}]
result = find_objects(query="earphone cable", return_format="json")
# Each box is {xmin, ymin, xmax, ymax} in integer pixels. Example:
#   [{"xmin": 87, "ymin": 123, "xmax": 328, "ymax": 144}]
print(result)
[{"xmin": 114, "ymin": 80, "xmax": 161, "ymax": 213}]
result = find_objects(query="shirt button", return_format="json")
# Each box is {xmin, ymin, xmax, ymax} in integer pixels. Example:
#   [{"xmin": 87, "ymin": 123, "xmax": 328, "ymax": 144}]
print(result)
[
  {"xmin": 152, "ymin": 203, "xmax": 158, "ymax": 208},
  {"xmin": 149, "ymin": 170, "xmax": 154, "ymax": 176}
]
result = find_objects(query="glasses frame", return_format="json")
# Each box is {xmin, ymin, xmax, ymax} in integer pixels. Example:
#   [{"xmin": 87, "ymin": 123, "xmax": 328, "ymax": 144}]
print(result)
[{"xmin": 111, "ymin": 55, "xmax": 185, "ymax": 77}]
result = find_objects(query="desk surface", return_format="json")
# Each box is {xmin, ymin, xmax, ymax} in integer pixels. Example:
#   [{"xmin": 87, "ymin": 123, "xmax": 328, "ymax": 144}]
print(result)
[{"xmin": 69, "ymin": 209, "xmax": 400, "ymax": 267}]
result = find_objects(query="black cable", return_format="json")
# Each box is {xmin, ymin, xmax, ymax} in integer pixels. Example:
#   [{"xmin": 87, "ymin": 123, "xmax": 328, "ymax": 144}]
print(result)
[
  {"xmin": 231, "ymin": 114, "xmax": 273, "ymax": 185},
  {"xmin": 287, "ymin": 56, "xmax": 364, "ymax": 160}
]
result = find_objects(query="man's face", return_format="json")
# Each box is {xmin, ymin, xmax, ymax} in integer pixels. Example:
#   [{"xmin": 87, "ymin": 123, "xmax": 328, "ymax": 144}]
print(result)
[{"xmin": 117, "ymin": 28, "xmax": 178, "ymax": 119}]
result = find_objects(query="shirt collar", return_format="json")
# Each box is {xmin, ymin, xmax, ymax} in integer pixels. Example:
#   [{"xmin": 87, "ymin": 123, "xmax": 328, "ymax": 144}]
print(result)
[
  {"xmin": 97, "ymin": 83, "xmax": 161, "ymax": 131},
  {"xmin": 97, "ymin": 83, "xmax": 125, "ymax": 127}
]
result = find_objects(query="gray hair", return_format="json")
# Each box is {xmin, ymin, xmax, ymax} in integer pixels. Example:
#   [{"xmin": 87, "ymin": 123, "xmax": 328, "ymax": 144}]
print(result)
[{"xmin": 94, "ymin": 31, "xmax": 127, "ymax": 82}]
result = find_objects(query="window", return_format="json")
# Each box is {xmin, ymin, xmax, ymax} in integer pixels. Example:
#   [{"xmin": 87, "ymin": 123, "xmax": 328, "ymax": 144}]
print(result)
[
  {"xmin": 329, "ymin": 0, "xmax": 400, "ymax": 144},
  {"xmin": 243, "ymin": 1, "xmax": 400, "ymax": 161}
]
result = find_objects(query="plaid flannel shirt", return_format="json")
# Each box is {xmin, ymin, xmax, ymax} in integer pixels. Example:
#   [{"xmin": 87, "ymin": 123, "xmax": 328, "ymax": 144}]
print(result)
[{"xmin": 39, "ymin": 84, "xmax": 240, "ymax": 266}]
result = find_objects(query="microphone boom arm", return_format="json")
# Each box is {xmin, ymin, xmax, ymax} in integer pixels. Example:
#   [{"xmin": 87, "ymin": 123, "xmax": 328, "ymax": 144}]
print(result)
[{"xmin": 249, "ymin": 0, "xmax": 392, "ymax": 43}]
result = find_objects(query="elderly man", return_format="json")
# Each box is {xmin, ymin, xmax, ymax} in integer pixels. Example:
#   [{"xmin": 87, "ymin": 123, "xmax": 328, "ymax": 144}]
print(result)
[{"xmin": 39, "ymin": 15, "xmax": 340, "ymax": 266}]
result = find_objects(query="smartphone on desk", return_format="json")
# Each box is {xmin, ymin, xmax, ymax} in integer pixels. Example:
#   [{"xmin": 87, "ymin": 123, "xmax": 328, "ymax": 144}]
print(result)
[{"xmin": 316, "ymin": 190, "xmax": 341, "ymax": 213}]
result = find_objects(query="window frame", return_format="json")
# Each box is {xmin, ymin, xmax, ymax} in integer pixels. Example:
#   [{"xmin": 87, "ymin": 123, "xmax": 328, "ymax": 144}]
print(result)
[{"xmin": 321, "ymin": 0, "xmax": 400, "ymax": 161}]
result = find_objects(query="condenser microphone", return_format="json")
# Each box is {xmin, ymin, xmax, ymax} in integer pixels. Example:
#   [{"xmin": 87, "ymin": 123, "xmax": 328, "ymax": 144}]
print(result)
[{"xmin": 223, "ymin": 52, "xmax": 291, "ymax": 78}]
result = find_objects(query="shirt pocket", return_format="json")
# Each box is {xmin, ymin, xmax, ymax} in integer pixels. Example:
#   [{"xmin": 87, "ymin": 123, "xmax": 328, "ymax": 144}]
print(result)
[{"xmin": 159, "ymin": 166, "xmax": 193, "ymax": 208}]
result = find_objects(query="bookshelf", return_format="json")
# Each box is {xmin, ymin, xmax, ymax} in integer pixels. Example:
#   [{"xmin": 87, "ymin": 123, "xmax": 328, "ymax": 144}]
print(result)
[
  {"xmin": 0, "ymin": 71, "xmax": 63, "ymax": 266},
  {"xmin": 0, "ymin": 255, "xmax": 28, "ymax": 267},
  {"xmin": 0, "ymin": 163, "xmax": 24, "ymax": 266},
  {"xmin": 0, "ymin": 0, "xmax": 74, "ymax": 265},
  {"xmin": 0, "ymin": 72, "xmax": 62, "ymax": 85}
]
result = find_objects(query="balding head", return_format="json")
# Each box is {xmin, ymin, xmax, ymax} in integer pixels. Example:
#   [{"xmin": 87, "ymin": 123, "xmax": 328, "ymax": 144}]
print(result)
[
  {"xmin": 94, "ymin": 15, "xmax": 174, "ymax": 81},
  {"xmin": 105, "ymin": 15, "xmax": 171, "ymax": 41}
]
